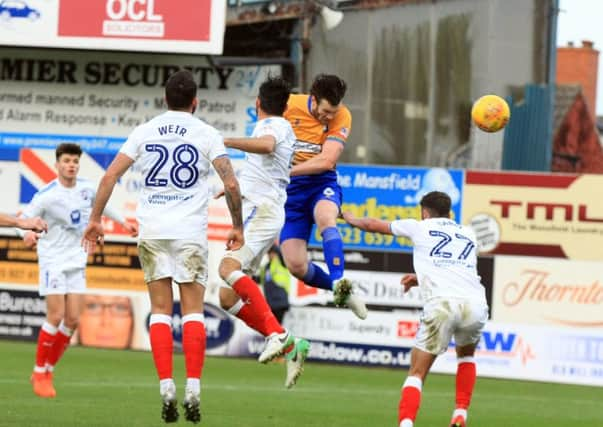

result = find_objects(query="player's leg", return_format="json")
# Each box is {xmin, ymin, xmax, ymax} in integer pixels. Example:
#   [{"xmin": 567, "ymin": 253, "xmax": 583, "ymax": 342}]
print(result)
[
  {"xmin": 172, "ymin": 238, "xmax": 211, "ymax": 424},
  {"xmin": 398, "ymin": 348, "xmax": 437, "ymax": 427},
  {"xmin": 280, "ymin": 187, "xmax": 334, "ymax": 291},
  {"xmin": 314, "ymin": 198, "xmax": 345, "ymax": 282},
  {"xmin": 399, "ymin": 299, "xmax": 455, "ymax": 427},
  {"xmin": 138, "ymin": 239, "xmax": 178, "ymax": 423},
  {"xmin": 219, "ymin": 254, "xmax": 292, "ymax": 363},
  {"xmin": 314, "ymin": 200, "xmax": 367, "ymax": 319},
  {"xmin": 449, "ymin": 301, "xmax": 488, "ymax": 427},
  {"xmin": 46, "ymin": 269, "xmax": 85, "ymax": 382},
  {"xmin": 219, "ymin": 201, "xmax": 286, "ymax": 338},
  {"xmin": 178, "ymin": 281, "xmax": 205, "ymax": 424},
  {"xmin": 32, "ymin": 268, "xmax": 65, "ymax": 398},
  {"xmin": 45, "ymin": 289, "xmax": 82, "ymax": 397},
  {"xmin": 148, "ymin": 278, "xmax": 178, "ymax": 423}
]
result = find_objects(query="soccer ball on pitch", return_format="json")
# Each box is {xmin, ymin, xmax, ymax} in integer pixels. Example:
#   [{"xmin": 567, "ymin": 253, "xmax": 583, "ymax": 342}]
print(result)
[{"xmin": 471, "ymin": 94, "xmax": 510, "ymax": 133}]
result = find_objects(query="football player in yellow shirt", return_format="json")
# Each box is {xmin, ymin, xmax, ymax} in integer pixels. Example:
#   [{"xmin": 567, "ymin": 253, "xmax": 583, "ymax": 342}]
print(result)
[{"xmin": 280, "ymin": 74, "xmax": 367, "ymax": 319}]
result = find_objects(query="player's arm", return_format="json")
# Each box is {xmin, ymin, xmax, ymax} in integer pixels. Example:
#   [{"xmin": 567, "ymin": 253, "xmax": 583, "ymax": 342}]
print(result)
[
  {"xmin": 0, "ymin": 213, "xmax": 47, "ymax": 232},
  {"xmin": 18, "ymin": 193, "xmax": 46, "ymax": 248},
  {"xmin": 290, "ymin": 139, "xmax": 343, "ymax": 176},
  {"xmin": 341, "ymin": 211, "xmax": 393, "ymax": 235},
  {"xmin": 212, "ymin": 155, "xmax": 244, "ymax": 250},
  {"xmin": 224, "ymin": 135, "xmax": 276, "ymax": 154},
  {"xmin": 82, "ymin": 153, "xmax": 134, "ymax": 252}
]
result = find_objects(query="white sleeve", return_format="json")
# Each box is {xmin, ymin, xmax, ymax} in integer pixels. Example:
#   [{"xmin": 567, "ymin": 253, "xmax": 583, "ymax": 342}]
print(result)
[
  {"xmin": 16, "ymin": 193, "xmax": 45, "ymax": 237},
  {"xmin": 22, "ymin": 193, "xmax": 44, "ymax": 219},
  {"xmin": 256, "ymin": 121, "xmax": 279, "ymax": 141},
  {"xmin": 207, "ymin": 130, "xmax": 228, "ymax": 161},
  {"xmin": 390, "ymin": 219, "xmax": 421, "ymax": 239},
  {"xmin": 119, "ymin": 127, "xmax": 142, "ymax": 160}
]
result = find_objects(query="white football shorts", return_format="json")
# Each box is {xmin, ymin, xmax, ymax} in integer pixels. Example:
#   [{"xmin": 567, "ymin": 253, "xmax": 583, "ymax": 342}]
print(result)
[
  {"xmin": 414, "ymin": 297, "xmax": 489, "ymax": 355},
  {"xmin": 137, "ymin": 239, "xmax": 208, "ymax": 285},
  {"xmin": 222, "ymin": 198, "xmax": 285, "ymax": 275},
  {"xmin": 38, "ymin": 266, "xmax": 86, "ymax": 296}
]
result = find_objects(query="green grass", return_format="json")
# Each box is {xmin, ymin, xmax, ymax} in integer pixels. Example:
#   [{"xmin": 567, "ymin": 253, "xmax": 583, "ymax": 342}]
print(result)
[{"xmin": 1, "ymin": 340, "xmax": 602, "ymax": 427}]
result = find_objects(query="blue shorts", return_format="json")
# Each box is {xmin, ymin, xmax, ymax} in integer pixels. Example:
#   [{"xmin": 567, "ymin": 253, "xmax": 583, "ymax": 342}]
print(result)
[{"xmin": 280, "ymin": 171, "xmax": 342, "ymax": 243}]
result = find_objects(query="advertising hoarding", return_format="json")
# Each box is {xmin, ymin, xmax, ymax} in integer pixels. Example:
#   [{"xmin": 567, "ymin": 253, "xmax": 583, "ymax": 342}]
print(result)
[
  {"xmin": 0, "ymin": 0, "xmax": 226, "ymax": 54},
  {"xmin": 492, "ymin": 255, "xmax": 603, "ymax": 327},
  {"xmin": 309, "ymin": 165, "xmax": 464, "ymax": 252},
  {"xmin": 463, "ymin": 170, "xmax": 603, "ymax": 260}
]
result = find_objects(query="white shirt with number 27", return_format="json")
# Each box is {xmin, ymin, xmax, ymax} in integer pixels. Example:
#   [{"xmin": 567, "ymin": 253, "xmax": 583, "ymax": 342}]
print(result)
[{"xmin": 390, "ymin": 217, "xmax": 487, "ymax": 303}]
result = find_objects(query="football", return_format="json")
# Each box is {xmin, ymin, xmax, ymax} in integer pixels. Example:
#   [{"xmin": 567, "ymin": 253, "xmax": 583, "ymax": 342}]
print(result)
[{"xmin": 471, "ymin": 94, "xmax": 510, "ymax": 133}]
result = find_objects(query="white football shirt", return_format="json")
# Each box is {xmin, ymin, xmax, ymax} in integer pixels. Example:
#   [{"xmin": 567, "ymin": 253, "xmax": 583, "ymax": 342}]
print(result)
[
  {"xmin": 390, "ymin": 217, "xmax": 486, "ymax": 302},
  {"xmin": 22, "ymin": 178, "xmax": 96, "ymax": 269},
  {"xmin": 238, "ymin": 117, "xmax": 295, "ymax": 205},
  {"xmin": 120, "ymin": 110, "xmax": 227, "ymax": 240}
]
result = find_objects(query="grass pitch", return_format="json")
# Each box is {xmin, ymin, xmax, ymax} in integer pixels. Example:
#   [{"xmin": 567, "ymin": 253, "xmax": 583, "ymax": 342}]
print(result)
[{"xmin": 1, "ymin": 340, "xmax": 601, "ymax": 427}]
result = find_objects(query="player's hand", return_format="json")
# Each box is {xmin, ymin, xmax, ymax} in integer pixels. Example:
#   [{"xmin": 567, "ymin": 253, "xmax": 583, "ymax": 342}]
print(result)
[
  {"xmin": 214, "ymin": 189, "xmax": 225, "ymax": 199},
  {"xmin": 82, "ymin": 220, "xmax": 105, "ymax": 254},
  {"xmin": 226, "ymin": 226, "xmax": 244, "ymax": 250},
  {"xmin": 17, "ymin": 217, "xmax": 47, "ymax": 233},
  {"xmin": 123, "ymin": 221, "xmax": 139, "ymax": 237},
  {"xmin": 401, "ymin": 274, "xmax": 418, "ymax": 293},
  {"xmin": 23, "ymin": 231, "xmax": 40, "ymax": 249},
  {"xmin": 340, "ymin": 211, "xmax": 355, "ymax": 224}
]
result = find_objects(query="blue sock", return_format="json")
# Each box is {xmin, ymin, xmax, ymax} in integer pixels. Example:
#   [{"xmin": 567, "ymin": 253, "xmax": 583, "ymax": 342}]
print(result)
[
  {"xmin": 321, "ymin": 226, "xmax": 344, "ymax": 281},
  {"xmin": 303, "ymin": 262, "xmax": 334, "ymax": 291}
]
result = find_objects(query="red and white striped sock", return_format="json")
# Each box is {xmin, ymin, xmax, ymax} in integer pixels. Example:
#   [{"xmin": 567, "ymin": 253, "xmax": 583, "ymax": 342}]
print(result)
[
  {"xmin": 228, "ymin": 298, "xmax": 271, "ymax": 337},
  {"xmin": 182, "ymin": 313, "xmax": 206, "ymax": 392},
  {"xmin": 149, "ymin": 314, "xmax": 173, "ymax": 381},
  {"xmin": 398, "ymin": 376, "xmax": 422, "ymax": 425},
  {"xmin": 226, "ymin": 272, "xmax": 284, "ymax": 336},
  {"xmin": 34, "ymin": 322, "xmax": 57, "ymax": 373},
  {"xmin": 46, "ymin": 321, "xmax": 73, "ymax": 371},
  {"xmin": 455, "ymin": 356, "xmax": 476, "ymax": 413}
]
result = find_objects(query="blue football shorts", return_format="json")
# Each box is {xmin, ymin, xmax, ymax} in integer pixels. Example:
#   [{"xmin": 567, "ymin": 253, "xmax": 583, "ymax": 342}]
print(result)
[{"xmin": 279, "ymin": 171, "xmax": 342, "ymax": 243}]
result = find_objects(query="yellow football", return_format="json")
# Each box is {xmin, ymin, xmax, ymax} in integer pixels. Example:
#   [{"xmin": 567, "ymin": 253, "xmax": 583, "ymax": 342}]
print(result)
[{"xmin": 471, "ymin": 94, "xmax": 510, "ymax": 133}]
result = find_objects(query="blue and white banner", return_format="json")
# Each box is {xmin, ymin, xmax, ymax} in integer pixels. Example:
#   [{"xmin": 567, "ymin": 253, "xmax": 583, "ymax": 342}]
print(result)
[
  {"xmin": 309, "ymin": 165, "xmax": 465, "ymax": 252},
  {"xmin": 432, "ymin": 322, "xmax": 603, "ymax": 387}
]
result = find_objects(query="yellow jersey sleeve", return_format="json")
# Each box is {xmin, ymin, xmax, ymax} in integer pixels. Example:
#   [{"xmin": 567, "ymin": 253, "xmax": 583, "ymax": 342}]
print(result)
[{"xmin": 285, "ymin": 94, "xmax": 352, "ymax": 165}]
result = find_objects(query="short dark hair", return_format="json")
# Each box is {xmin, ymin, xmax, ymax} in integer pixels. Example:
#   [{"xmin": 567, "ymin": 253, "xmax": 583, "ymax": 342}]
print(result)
[
  {"xmin": 420, "ymin": 191, "xmax": 451, "ymax": 217},
  {"xmin": 310, "ymin": 74, "xmax": 347, "ymax": 106},
  {"xmin": 55, "ymin": 143, "xmax": 82, "ymax": 160},
  {"xmin": 165, "ymin": 70, "xmax": 197, "ymax": 110},
  {"xmin": 258, "ymin": 76, "xmax": 291, "ymax": 116}
]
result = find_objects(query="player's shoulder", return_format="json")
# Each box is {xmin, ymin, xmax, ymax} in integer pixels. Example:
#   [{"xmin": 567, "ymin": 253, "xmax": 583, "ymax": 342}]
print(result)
[
  {"xmin": 75, "ymin": 177, "xmax": 95, "ymax": 189},
  {"xmin": 459, "ymin": 223, "xmax": 477, "ymax": 239},
  {"xmin": 333, "ymin": 104, "xmax": 352, "ymax": 125},
  {"xmin": 261, "ymin": 116, "xmax": 292, "ymax": 130},
  {"xmin": 287, "ymin": 94, "xmax": 309, "ymax": 110},
  {"xmin": 34, "ymin": 180, "xmax": 59, "ymax": 198}
]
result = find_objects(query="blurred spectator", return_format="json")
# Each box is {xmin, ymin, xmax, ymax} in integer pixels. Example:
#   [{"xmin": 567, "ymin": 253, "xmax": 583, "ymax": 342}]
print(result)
[{"xmin": 78, "ymin": 294, "xmax": 134, "ymax": 349}]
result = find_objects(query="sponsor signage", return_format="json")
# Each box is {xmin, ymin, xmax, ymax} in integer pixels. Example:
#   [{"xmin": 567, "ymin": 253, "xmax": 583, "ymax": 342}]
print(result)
[
  {"xmin": 0, "ymin": 0, "xmax": 226, "ymax": 54},
  {"xmin": 0, "ymin": 287, "xmax": 46, "ymax": 341},
  {"xmin": 0, "ymin": 49, "xmax": 279, "ymax": 241},
  {"xmin": 309, "ymin": 165, "xmax": 464, "ymax": 252},
  {"xmin": 432, "ymin": 322, "xmax": 603, "ymax": 386},
  {"xmin": 284, "ymin": 306, "xmax": 420, "ymax": 348},
  {"xmin": 463, "ymin": 170, "xmax": 603, "ymax": 260},
  {"xmin": 492, "ymin": 256, "xmax": 603, "ymax": 327}
]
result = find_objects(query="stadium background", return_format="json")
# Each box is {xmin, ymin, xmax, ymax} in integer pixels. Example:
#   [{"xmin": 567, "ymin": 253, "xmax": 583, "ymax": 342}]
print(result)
[{"xmin": 0, "ymin": 0, "xmax": 602, "ymax": 421}]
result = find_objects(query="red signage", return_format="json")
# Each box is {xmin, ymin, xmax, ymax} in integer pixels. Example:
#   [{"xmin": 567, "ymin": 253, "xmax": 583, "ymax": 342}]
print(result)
[{"xmin": 58, "ymin": 0, "xmax": 211, "ymax": 41}]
